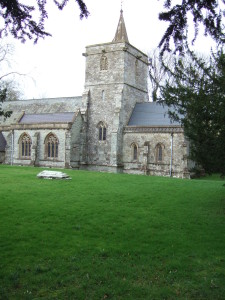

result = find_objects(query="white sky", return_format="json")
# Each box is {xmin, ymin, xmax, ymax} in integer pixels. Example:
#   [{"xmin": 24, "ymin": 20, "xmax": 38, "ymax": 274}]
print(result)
[{"xmin": 2, "ymin": 0, "xmax": 215, "ymax": 99}]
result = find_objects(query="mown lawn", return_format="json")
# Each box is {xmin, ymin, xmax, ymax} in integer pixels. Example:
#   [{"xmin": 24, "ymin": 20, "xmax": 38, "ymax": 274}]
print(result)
[{"xmin": 0, "ymin": 165, "xmax": 224, "ymax": 299}]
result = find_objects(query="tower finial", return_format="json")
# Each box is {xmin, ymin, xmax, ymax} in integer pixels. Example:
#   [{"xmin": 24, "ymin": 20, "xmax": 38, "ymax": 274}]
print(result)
[
  {"xmin": 121, "ymin": 0, "xmax": 123, "ymax": 10},
  {"xmin": 112, "ymin": 6, "xmax": 129, "ymax": 43}
]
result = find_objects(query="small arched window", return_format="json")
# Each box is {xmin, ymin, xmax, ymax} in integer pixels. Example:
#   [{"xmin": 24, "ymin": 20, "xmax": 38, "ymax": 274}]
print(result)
[
  {"xmin": 100, "ymin": 55, "xmax": 108, "ymax": 70},
  {"xmin": 131, "ymin": 143, "xmax": 138, "ymax": 161},
  {"xmin": 45, "ymin": 133, "xmax": 59, "ymax": 159},
  {"xmin": 19, "ymin": 133, "xmax": 32, "ymax": 158},
  {"xmin": 156, "ymin": 143, "xmax": 164, "ymax": 162},
  {"xmin": 98, "ymin": 122, "xmax": 107, "ymax": 141}
]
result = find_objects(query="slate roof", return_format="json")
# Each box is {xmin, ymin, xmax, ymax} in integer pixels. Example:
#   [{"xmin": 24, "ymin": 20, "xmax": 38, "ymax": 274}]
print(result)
[
  {"xmin": 0, "ymin": 132, "xmax": 6, "ymax": 151},
  {"xmin": 19, "ymin": 112, "xmax": 75, "ymax": 124},
  {"xmin": 0, "ymin": 97, "xmax": 82, "ymax": 126},
  {"xmin": 128, "ymin": 102, "xmax": 181, "ymax": 126}
]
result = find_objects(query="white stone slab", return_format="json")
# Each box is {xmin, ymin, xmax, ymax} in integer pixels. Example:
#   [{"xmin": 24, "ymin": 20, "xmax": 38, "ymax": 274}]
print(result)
[{"xmin": 37, "ymin": 170, "xmax": 71, "ymax": 180}]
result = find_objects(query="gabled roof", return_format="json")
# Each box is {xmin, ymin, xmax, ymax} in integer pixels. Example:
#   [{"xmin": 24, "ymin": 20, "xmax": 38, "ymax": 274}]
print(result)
[
  {"xmin": 19, "ymin": 112, "xmax": 75, "ymax": 124},
  {"xmin": 0, "ymin": 132, "xmax": 6, "ymax": 151},
  {"xmin": 0, "ymin": 97, "xmax": 82, "ymax": 126},
  {"xmin": 128, "ymin": 102, "xmax": 181, "ymax": 126},
  {"xmin": 112, "ymin": 10, "xmax": 129, "ymax": 43}
]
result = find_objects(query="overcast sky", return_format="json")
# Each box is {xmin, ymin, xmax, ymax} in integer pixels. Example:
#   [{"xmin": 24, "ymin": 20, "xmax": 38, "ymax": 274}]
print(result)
[{"xmin": 2, "ymin": 0, "xmax": 215, "ymax": 100}]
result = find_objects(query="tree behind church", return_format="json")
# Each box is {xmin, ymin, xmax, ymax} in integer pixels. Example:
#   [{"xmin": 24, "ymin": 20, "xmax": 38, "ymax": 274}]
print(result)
[
  {"xmin": 0, "ymin": 86, "xmax": 12, "ymax": 118},
  {"xmin": 159, "ymin": 49, "xmax": 225, "ymax": 175},
  {"xmin": 0, "ymin": 42, "xmax": 24, "ymax": 117}
]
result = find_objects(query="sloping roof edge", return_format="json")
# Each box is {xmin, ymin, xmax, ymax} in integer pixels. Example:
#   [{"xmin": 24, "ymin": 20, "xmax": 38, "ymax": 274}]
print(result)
[{"xmin": 128, "ymin": 102, "xmax": 181, "ymax": 126}]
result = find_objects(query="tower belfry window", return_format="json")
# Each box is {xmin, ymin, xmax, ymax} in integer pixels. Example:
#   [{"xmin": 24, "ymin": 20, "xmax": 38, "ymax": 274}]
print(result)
[{"xmin": 100, "ymin": 55, "xmax": 108, "ymax": 70}]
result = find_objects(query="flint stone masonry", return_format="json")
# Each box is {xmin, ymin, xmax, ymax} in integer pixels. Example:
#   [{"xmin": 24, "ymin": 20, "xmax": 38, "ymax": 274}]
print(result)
[{"xmin": 37, "ymin": 170, "xmax": 71, "ymax": 179}]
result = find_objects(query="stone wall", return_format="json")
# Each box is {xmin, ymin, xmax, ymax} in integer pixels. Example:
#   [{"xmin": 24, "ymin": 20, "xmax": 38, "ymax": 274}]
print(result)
[
  {"xmin": 83, "ymin": 41, "xmax": 149, "ymax": 171},
  {"xmin": 69, "ymin": 113, "xmax": 83, "ymax": 169},
  {"xmin": 123, "ymin": 127, "xmax": 190, "ymax": 178},
  {"xmin": 3, "ymin": 128, "xmax": 67, "ymax": 168}
]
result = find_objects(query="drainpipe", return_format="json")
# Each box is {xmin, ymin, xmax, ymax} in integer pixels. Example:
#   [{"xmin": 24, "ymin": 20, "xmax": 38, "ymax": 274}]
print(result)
[
  {"xmin": 11, "ymin": 129, "xmax": 14, "ymax": 166},
  {"xmin": 170, "ymin": 132, "xmax": 174, "ymax": 177}
]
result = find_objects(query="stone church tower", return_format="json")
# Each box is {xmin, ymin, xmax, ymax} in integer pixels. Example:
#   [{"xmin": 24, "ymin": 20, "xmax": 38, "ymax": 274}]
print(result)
[
  {"xmin": 0, "ymin": 9, "xmax": 190, "ymax": 178},
  {"xmin": 81, "ymin": 10, "xmax": 149, "ymax": 172}
]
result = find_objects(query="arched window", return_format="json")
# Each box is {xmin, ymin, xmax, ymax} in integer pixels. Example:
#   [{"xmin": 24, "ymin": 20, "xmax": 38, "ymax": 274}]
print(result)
[
  {"xmin": 100, "ymin": 55, "xmax": 108, "ymax": 70},
  {"xmin": 19, "ymin": 133, "xmax": 32, "ymax": 158},
  {"xmin": 45, "ymin": 133, "xmax": 59, "ymax": 159},
  {"xmin": 98, "ymin": 122, "xmax": 107, "ymax": 141},
  {"xmin": 156, "ymin": 143, "xmax": 164, "ymax": 162},
  {"xmin": 131, "ymin": 143, "xmax": 138, "ymax": 161}
]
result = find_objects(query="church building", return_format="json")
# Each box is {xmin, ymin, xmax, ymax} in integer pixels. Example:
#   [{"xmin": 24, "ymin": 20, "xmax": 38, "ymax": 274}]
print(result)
[{"xmin": 0, "ymin": 10, "xmax": 192, "ymax": 178}]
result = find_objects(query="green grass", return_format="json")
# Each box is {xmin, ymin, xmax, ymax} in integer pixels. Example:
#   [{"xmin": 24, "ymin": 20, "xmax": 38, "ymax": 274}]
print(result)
[
  {"xmin": 197, "ymin": 173, "xmax": 225, "ymax": 181},
  {"xmin": 0, "ymin": 165, "xmax": 224, "ymax": 299}
]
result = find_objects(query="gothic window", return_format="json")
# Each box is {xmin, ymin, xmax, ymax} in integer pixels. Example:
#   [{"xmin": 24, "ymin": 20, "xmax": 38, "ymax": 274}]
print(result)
[
  {"xmin": 156, "ymin": 143, "xmax": 164, "ymax": 162},
  {"xmin": 45, "ymin": 133, "xmax": 59, "ymax": 159},
  {"xmin": 19, "ymin": 133, "xmax": 32, "ymax": 158},
  {"xmin": 98, "ymin": 122, "xmax": 107, "ymax": 141},
  {"xmin": 131, "ymin": 143, "xmax": 138, "ymax": 161},
  {"xmin": 100, "ymin": 55, "xmax": 108, "ymax": 70},
  {"xmin": 102, "ymin": 90, "xmax": 105, "ymax": 101}
]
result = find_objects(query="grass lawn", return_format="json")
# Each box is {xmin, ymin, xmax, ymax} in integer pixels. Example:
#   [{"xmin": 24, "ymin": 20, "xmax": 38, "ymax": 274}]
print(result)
[{"xmin": 0, "ymin": 165, "xmax": 224, "ymax": 299}]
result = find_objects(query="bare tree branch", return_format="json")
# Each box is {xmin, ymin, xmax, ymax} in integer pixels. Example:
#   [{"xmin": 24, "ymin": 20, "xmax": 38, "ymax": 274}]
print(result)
[{"xmin": 0, "ymin": 71, "xmax": 27, "ymax": 81}]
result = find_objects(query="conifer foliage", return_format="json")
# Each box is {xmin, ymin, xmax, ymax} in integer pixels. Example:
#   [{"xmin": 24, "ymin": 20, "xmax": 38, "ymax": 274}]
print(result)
[
  {"xmin": 0, "ymin": 0, "xmax": 89, "ymax": 43},
  {"xmin": 159, "ymin": 0, "xmax": 225, "ymax": 54},
  {"xmin": 160, "ymin": 50, "xmax": 225, "ymax": 175},
  {"xmin": 0, "ymin": 0, "xmax": 224, "ymax": 50}
]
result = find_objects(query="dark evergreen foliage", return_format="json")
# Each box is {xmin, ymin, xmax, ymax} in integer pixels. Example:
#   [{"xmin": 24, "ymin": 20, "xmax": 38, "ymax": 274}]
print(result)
[
  {"xmin": 0, "ymin": 85, "xmax": 12, "ymax": 118},
  {"xmin": 160, "ymin": 50, "xmax": 225, "ymax": 175},
  {"xmin": 159, "ymin": 0, "xmax": 225, "ymax": 54},
  {"xmin": 0, "ymin": 0, "xmax": 224, "ymax": 51},
  {"xmin": 0, "ymin": 0, "xmax": 89, "ymax": 43}
]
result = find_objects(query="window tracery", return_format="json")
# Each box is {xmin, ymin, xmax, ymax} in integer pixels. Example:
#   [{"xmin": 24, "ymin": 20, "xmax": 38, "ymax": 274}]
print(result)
[
  {"xmin": 45, "ymin": 133, "xmax": 59, "ymax": 159},
  {"xmin": 19, "ymin": 133, "xmax": 32, "ymax": 158}
]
